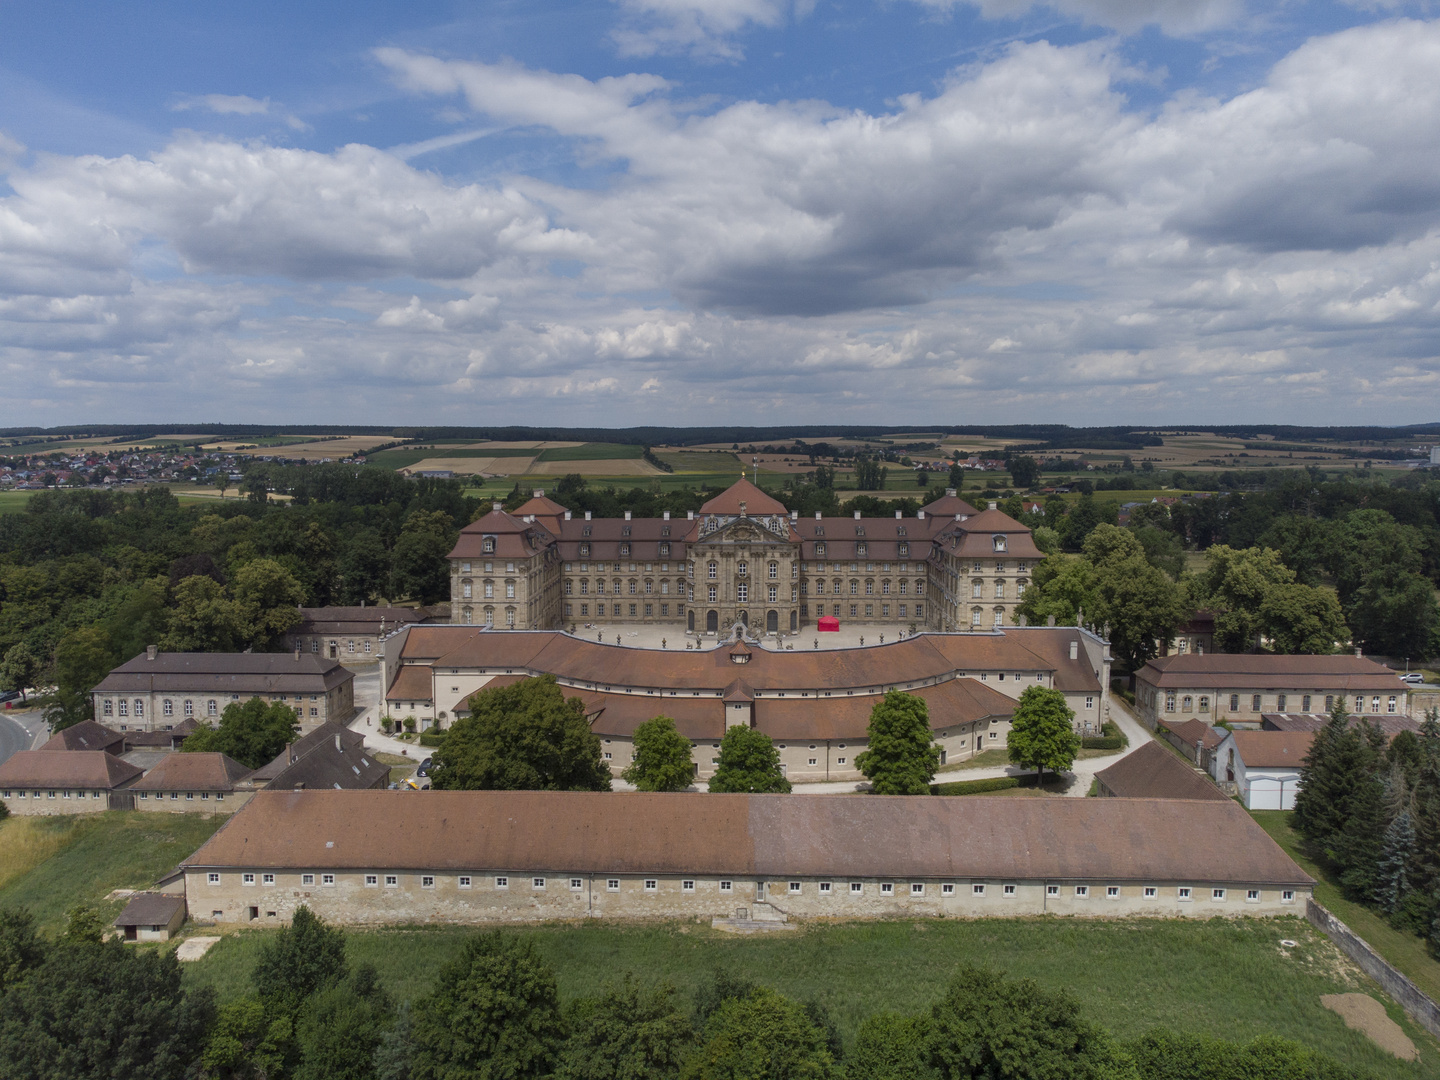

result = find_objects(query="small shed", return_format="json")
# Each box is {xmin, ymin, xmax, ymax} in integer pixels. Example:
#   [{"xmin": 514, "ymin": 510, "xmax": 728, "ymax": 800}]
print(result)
[
  {"xmin": 113, "ymin": 893, "xmax": 187, "ymax": 942},
  {"xmin": 817, "ymin": 616, "xmax": 840, "ymax": 632}
]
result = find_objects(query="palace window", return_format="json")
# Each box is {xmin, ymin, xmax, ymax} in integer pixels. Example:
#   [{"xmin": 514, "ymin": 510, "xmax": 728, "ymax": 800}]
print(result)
[
  {"xmin": 737, "ymin": 584, "xmax": 748, "ymax": 603},
  {"xmin": 482, "ymin": 537, "xmax": 495, "ymax": 554},
  {"xmin": 768, "ymin": 562, "xmax": 778, "ymax": 579},
  {"xmin": 708, "ymin": 561, "xmax": 717, "ymax": 579},
  {"xmin": 738, "ymin": 561, "xmax": 748, "ymax": 576}
]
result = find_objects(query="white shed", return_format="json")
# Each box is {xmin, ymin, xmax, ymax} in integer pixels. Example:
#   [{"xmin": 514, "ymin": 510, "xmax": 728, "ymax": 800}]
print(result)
[{"xmin": 1211, "ymin": 730, "xmax": 1313, "ymax": 810}]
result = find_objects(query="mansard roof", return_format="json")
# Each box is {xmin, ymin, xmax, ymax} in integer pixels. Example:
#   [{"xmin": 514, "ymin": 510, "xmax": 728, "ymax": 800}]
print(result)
[
  {"xmin": 921, "ymin": 491, "xmax": 981, "ymax": 518},
  {"xmin": 449, "ymin": 508, "xmax": 556, "ymax": 560}
]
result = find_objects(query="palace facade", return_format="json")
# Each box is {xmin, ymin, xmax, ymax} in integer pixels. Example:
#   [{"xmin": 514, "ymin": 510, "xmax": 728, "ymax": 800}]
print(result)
[{"xmin": 448, "ymin": 480, "xmax": 1045, "ymax": 635}]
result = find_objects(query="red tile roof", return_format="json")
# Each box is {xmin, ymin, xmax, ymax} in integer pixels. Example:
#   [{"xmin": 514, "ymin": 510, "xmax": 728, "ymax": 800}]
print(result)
[
  {"xmin": 1094, "ymin": 741, "xmax": 1228, "ymax": 800},
  {"xmin": 0, "ymin": 751, "xmax": 144, "ymax": 789},
  {"xmin": 1230, "ymin": 731, "xmax": 1315, "ymax": 769},
  {"xmin": 698, "ymin": 479, "xmax": 788, "ymax": 516},
  {"xmin": 132, "ymin": 752, "xmax": 252, "ymax": 791},
  {"xmin": 1140, "ymin": 654, "xmax": 1407, "ymax": 692}
]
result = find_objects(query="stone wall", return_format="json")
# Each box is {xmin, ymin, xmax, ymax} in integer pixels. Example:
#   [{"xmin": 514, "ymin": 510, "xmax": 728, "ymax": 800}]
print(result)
[
  {"xmin": 0, "ymin": 788, "xmax": 113, "ymax": 815},
  {"xmin": 133, "ymin": 790, "xmax": 253, "ymax": 814},
  {"xmin": 1306, "ymin": 899, "xmax": 1440, "ymax": 1039},
  {"xmin": 188, "ymin": 868, "xmax": 1309, "ymax": 927}
]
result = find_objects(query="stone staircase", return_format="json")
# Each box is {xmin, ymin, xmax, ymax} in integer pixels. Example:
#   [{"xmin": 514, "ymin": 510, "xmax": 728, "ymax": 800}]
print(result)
[{"xmin": 711, "ymin": 901, "xmax": 796, "ymax": 933}]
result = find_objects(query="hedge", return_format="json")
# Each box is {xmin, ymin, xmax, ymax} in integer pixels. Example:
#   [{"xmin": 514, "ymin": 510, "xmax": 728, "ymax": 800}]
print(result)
[
  {"xmin": 1081, "ymin": 736, "xmax": 1125, "ymax": 750},
  {"xmin": 418, "ymin": 732, "xmax": 448, "ymax": 748},
  {"xmin": 930, "ymin": 776, "xmax": 1021, "ymax": 796}
]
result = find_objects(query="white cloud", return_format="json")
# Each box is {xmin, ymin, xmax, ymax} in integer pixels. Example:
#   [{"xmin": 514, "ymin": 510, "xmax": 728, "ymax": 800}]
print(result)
[
  {"xmin": 172, "ymin": 93, "xmax": 310, "ymax": 131},
  {"xmin": 915, "ymin": 0, "xmax": 1243, "ymax": 34},
  {"xmin": 609, "ymin": 0, "xmax": 812, "ymax": 59}
]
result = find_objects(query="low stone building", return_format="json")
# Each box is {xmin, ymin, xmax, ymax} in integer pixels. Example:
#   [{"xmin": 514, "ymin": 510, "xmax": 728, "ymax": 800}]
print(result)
[
  {"xmin": 132, "ymin": 752, "xmax": 255, "ymax": 813},
  {"xmin": 113, "ymin": 893, "xmax": 187, "ymax": 942},
  {"xmin": 288, "ymin": 605, "xmax": 436, "ymax": 665},
  {"xmin": 38, "ymin": 720, "xmax": 126, "ymax": 755},
  {"xmin": 91, "ymin": 647, "xmax": 356, "ymax": 732},
  {"xmin": 0, "ymin": 751, "xmax": 143, "ymax": 814},
  {"xmin": 1093, "ymin": 741, "xmax": 1228, "ymax": 801},
  {"xmin": 178, "ymin": 790, "xmax": 1313, "ymax": 927},
  {"xmin": 383, "ymin": 624, "xmax": 1112, "ymax": 781},
  {"xmin": 1134, "ymin": 653, "xmax": 1411, "ymax": 730}
]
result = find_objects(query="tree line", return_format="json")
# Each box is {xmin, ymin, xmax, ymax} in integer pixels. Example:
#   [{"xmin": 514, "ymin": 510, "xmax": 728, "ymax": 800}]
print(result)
[
  {"xmin": 0, "ymin": 903, "xmax": 1374, "ymax": 1079},
  {"xmin": 1293, "ymin": 705, "xmax": 1440, "ymax": 957}
]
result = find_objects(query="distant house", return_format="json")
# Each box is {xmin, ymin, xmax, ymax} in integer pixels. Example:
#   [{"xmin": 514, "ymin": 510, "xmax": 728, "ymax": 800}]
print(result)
[
  {"xmin": 288, "ymin": 605, "xmax": 436, "ymax": 665},
  {"xmin": 113, "ymin": 893, "xmax": 186, "ymax": 942},
  {"xmin": 1094, "ymin": 740, "xmax": 1228, "ymax": 801},
  {"xmin": 0, "ymin": 751, "xmax": 144, "ymax": 814},
  {"xmin": 123, "ymin": 718, "xmax": 199, "ymax": 753},
  {"xmin": 245, "ymin": 723, "xmax": 390, "ymax": 792},
  {"xmin": 132, "ymin": 752, "xmax": 255, "ymax": 814},
  {"xmin": 1211, "ymin": 730, "xmax": 1314, "ymax": 810},
  {"xmin": 38, "ymin": 720, "xmax": 126, "ymax": 755}
]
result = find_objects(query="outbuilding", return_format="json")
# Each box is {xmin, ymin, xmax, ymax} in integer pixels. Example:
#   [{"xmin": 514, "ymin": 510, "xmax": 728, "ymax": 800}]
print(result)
[
  {"xmin": 113, "ymin": 893, "xmax": 187, "ymax": 942},
  {"xmin": 1211, "ymin": 730, "xmax": 1314, "ymax": 810}
]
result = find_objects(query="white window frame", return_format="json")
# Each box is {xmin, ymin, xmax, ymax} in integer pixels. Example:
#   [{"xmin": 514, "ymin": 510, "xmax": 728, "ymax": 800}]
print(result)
[
  {"xmin": 242, "ymin": 873, "xmax": 256, "ymax": 886},
  {"xmin": 718, "ymin": 880, "xmax": 731, "ymax": 893},
  {"xmin": 644, "ymin": 879, "xmax": 658, "ymax": 892},
  {"xmin": 496, "ymin": 876, "xmax": 509, "ymax": 889}
]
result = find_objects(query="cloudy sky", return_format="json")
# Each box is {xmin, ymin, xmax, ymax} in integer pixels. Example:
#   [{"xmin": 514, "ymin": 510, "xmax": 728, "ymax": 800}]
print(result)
[{"xmin": 3, "ymin": 0, "xmax": 1439, "ymax": 427}]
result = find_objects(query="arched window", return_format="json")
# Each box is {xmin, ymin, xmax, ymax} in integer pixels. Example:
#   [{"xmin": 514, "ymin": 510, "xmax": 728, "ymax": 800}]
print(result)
[
  {"xmin": 706, "ymin": 610, "xmax": 718, "ymax": 633},
  {"xmin": 1182, "ymin": 696, "xmax": 1193, "ymax": 711}
]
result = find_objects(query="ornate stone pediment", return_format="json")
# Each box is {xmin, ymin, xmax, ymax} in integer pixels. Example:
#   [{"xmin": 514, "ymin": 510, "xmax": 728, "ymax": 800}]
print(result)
[{"xmin": 694, "ymin": 516, "xmax": 788, "ymax": 546}]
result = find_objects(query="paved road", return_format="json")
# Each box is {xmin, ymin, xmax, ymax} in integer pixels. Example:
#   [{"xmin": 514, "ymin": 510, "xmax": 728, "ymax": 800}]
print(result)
[{"xmin": 0, "ymin": 707, "xmax": 48, "ymax": 767}]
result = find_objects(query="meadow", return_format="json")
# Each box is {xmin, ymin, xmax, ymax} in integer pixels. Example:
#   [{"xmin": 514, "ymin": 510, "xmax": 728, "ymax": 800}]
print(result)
[{"xmin": 0, "ymin": 490, "xmax": 36, "ymax": 513}]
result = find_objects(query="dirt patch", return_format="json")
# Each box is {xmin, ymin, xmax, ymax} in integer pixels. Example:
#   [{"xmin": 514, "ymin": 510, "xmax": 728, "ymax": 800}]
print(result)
[
  {"xmin": 175, "ymin": 936, "xmax": 221, "ymax": 961},
  {"xmin": 1321, "ymin": 993, "xmax": 1417, "ymax": 1060},
  {"xmin": 526, "ymin": 459, "xmax": 663, "ymax": 476},
  {"xmin": 402, "ymin": 456, "xmax": 534, "ymax": 476}
]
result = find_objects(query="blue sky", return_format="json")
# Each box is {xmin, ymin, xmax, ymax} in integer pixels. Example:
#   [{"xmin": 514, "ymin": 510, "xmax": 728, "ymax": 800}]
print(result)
[{"xmin": 2, "ymin": 0, "xmax": 1439, "ymax": 426}]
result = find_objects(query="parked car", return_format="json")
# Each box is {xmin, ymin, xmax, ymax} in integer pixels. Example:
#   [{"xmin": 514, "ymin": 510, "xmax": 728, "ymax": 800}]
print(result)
[
  {"xmin": 1401, "ymin": 672, "xmax": 1424, "ymax": 684},
  {"xmin": 416, "ymin": 757, "xmax": 432, "ymax": 777},
  {"xmin": 0, "ymin": 690, "xmax": 20, "ymax": 705}
]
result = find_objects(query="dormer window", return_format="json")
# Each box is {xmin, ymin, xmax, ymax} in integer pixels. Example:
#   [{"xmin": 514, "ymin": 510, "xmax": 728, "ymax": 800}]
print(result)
[
  {"xmin": 661, "ymin": 526, "xmax": 671, "ymax": 537},
  {"xmin": 898, "ymin": 543, "xmax": 909, "ymax": 557},
  {"xmin": 620, "ymin": 543, "xmax": 631, "ymax": 556},
  {"xmin": 992, "ymin": 535, "xmax": 1007, "ymax": 552},
  {"xmin": 622, "ymin": 526, "xmax": 631, "ymax": 537},
  {"xmin": 660, "ymin": 542, "xmax": 671, "ymax": 556},
  {"xmin": 482, "ymin": 537, "xmax": 496, "ymax": 554},
  {"xmin": 814, "ymin": 526, "xmax": 825, "ymax": 536},
  {"xmin": 582, "ymin": 526, "xmax": 592, "ymax": 537},
  {"xmin": 580, "ymin": 543, "xmax": 591, "ymax": 557},
  {"xmin": 856, "ymin": 542, "xmax": 867, "ymax": 557},
  {"xmin": 815, "ymin": 542, "xmax": 826, "ymax": 557},
  {"xmin": 896, "ymin": 526, "xmax": 907, "ymax": 537},
  {"xmin": 855, "ymin": 525, "xmax": 865, "ymax": 536}
]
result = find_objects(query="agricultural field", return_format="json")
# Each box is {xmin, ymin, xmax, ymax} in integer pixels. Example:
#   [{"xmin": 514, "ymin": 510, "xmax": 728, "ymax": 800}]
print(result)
[
  {"xmin": 653, "ymin": 448, "xmax": 745, "ymax": 473},
  {"xmin": 210, "ymin": 434, "xmax": 397, "ymax": 459},
  {"xmin": 181, "ymin": 915, "xmax": 1438, "ymax": 1077},
  {"xmin": 0, "ymin": 490, "xmax": 37, "ymax": 513}
]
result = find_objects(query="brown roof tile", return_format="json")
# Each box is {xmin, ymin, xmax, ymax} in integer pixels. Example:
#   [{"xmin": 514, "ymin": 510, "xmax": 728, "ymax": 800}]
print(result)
[
  {"xmin": 1230, "ymin": 731, "xmax": 1315, "ymax": 769},
  {"xmin": 182, "ymin": 790, "xmax": 1313, "ymax": 886},
  {"xmin": 92, "ymin": 652, "xmax": 354, "ymax": 696},
  {"xmin": 0, "ymin": 751, "xmax": 144, "ymax": 789},
  {"xmin": 133, "ymin": 752, "xmax": 252, "ymax": 792},
  {"xmin": 1140, "ymin": 654, "xmax": 1408, "ymax": 691},
  {"xmin": 1094, "ymin": 741, "xmax": 1228, "ymax": 800},
  {"xmin": 1159, "ymin": 718, "xmax": 1224, "ymax": 750},
  {"xmin": 113, "ymin": 893, "xmax": 185, "ymax": 928},
  {"xmin": 698, "ymin": 479, "xmax": 788, "ymax": 516},
  {"xmin": 39, "ymin": 720, "xmax": 126, "ymax": 753}
]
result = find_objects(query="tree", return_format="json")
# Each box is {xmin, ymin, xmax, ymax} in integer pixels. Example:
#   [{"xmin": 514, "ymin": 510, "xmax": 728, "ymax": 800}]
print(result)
[
  {"xmin": 1346, "ymin": 562, "xmax": 1440, "ymax": 659},
  {"xmin": 855, "ymin": 691, "xmax": 940, "ymax": 795},
  {"xmin": 182, "ymin": 696, "xmax": 300, "ymax": 770},
  {"xmin": 1015, "ymin": 558, "xmax": 1095, "ymax": 631},
  {"xmin": 231, "ymin": 557, "xmax": 305, "ymax": 651},
  {"xmin": 1007, "ymin": 686, "xmax": 1079, "ymax": 785},
  {"xmin": 0, "ymin": 909, "xmax": 45, "ymax": 998},
  {"xmin": 294, "ymin": 968, "xmax": 393, "ymax": 1080},
  {"xmin": 555, "ymin": 975, "xmax": 695, "ymax": 1080},
  {"xmin": 0, "ymin": 932, "xmax": 214, "ymax": 1080},
  {"xmin": 252, "ymin": 905, "xmax": 349, "ymax": 1014},
  {"xmin": 947, "ymin": 464, "xmax": 965, "ymax": 491},
  {"xmin": 43, "ymin": 625, "xmax": 119, "ymax": 731},
  {"xmin": 1259, "ymin": 583, "xmax": 1347, "ymax": 655},
  {"xmin": 410, "ymin": 932, "xmax": 564, "ymax": 1080},
  {"xmin": 851, "ymin": 1013, "xmax": 935, "ymax": 1080},
  {"xmin": 0, "ymin": 643, "xmax": 41, "ymax": 702},
  {"xmin": 390, "ymin": 510, "xmax": 458, "ymax": 604},
  {"xmin": 927, "ymin": 966, "xmax": 1130, "ymax": 1080},
  {"xmin": 163, "ymin": 575, "xmax": 247, "ymax": 652},
  {"xmin": 622, "ymin": 717, "xmax": 696, "ymax": 792},
  {"xmin": 708, "ymin": 725, "xmax": 792, "ymax": 794},
  {"xmin": 1082, "ymin": 526, "xmax": 1189, "ymax": 672},
  {"xmin": 431, "ymin": 675, "xmax": 611, "ymax": 791},
  {"xmin": 1008, "ymin": 456, "xmax": 1041, "ymax": 489},
  {"xmin": 682, "ymin": 986, "xmax": 839, "ymax": 1080},
  {"xmin": 1293, "ymin": 702, "xmax": 1369, "ymax": 854}
]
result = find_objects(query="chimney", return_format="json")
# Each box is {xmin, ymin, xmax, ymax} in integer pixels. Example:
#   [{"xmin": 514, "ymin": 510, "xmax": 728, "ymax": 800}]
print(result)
[
  {"xmin": 286, "ymin": 742, "xmax": 295, "ymax": 764},
  {"xmin": 146, "ymin": 644, "xmax": 157, "ymax": 660},
  {"xmin": 946, "ymin": 488, "xmax": 957, "ymax": 497},
  {"xmin": 740, "ymin": 501, "xmax": 748, "ymax": 516},
  {"xmin": 1355, "ymin": 647, "xmax": 1363, "ymax": 658},
  {"xmin": 534, "ymin": 489, "xmax": 544, "ymax": 498},
  {"xmin": 959, "ymin": 514, "xmax": 969, "ymax": 522},
  {"xmin": 853, "ymin": 510, "xmax": 861, "ymax": 520},
  {"xmin": 663, "ymin": 511, "xmax": 670, "ymax": 520},
  {"xmin": 1069, "ymin": 640, "xmax": 1079, "ymax": 661},
  {"xmin": 1047, "ymin": 615, "xmax": 1056, "ymax": 627},
  {"xmin": 895, "ymin": 510, "xmax": 902, "ymax": 519},
  {"xmin": 815, "ymin": 511, "xmax": 822, "ymax": 520},
  {"xmin": 335, "ymin": 733, "xmax": 342, "ymax": 752},
  {"xmin": 988, "ymin": 501, "xmax": 998, "ymax": 511},
  {"xmin": 687, "ymin": 511, "xmax": 694, "ymax": 520},
  {"xmin": 917, "ymin": 510, "xmax": 925, "ymax": 520},
  {"xmin": 492, "ymin": 501, "xmax": 502, "ymax": 512},
  {"xmin": 294, "ymin": 646, "xmax": 301, "ymax": 660},
  {"xmin": 624, "ymin": 510, "xmax": 632, "ymax": 521},
  {"xmin": 790, "ymin": 510, "xmax": 798, "ymax": 521},
  {"xmin": 360, "ymin": 599, "xmax": 365, "ymax": 608},
  {"xmin": 585, "ymin": 510, "xmax": 592, "ymax": 520}
]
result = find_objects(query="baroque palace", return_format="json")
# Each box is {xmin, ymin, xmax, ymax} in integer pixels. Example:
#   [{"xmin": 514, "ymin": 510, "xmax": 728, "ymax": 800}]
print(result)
[{"xmin": 448, "ymin": 479, "xmax": 1045, "ymax": 635}]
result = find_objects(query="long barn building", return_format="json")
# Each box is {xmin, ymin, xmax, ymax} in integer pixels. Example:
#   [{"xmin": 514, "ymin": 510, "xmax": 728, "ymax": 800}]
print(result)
[
  {"xmin": 175, "ymin": 790, "xmax": 1314, "ymax": 927},
  {"xmin": 383, "ymin": 625, "xmax": 1112, "ymax": 781}
]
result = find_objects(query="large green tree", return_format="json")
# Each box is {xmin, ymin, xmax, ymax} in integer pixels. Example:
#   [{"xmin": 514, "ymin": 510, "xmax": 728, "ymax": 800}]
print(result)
[
  {"xmin": 855, "ymin": 691, "xmax": 940, "ymax": 795},
  {"xmin": 410, "ymin": 933, "xmax": 564, "ymax": 1080},
  {"xmin": 251, "ymin": 905, "xmax": 349, "ymax": 1014},
  {"xmin": 1081, "ymin": 526, "xmax": 1189, "ymax": 672},
  {"xmin": 1006, "ymin": 686, "xmax": 1079, "ymax": 785},
  {"xmin": 431, "ymin": 675, "xmax": 611, "ymax": 791},
  {"xmin": 682, "ymin": 986, "xmax": 839, "ymax": 1080},
  {"xmin": 1197, "ymin": 545, "xmax": 1348, "ymax": 654},
  {"xmin": 850, "ymin": 1013, "xmax": 935, "ymax": 1080},
  {"xmin": 555, "ymin": 975, "xmax": 695, "ymax": 1080},
  {"xmin": 230, "ymin": 557, "xmax": 305, "ymax": 651},
  {"xmin": 163, "ymin": 575, "xmax": 248, "ymax": 653},
  {"xmin": 707, "ymin": 725, "xmax": 792, "ymax": 794},
  {"xmin": 0, "ymin": 643, "xmax": 42, "ymax": 703},
  {"xmin": 622, "ymin": 716, "xmax": 697, "ymax": 792},
  {"xmin": 182, "ymin": 696, "xmax": 300, "ymax": 770},
  {"xmin": 390, "ymin": 510, "xmax": 459, "ymax": 604}
]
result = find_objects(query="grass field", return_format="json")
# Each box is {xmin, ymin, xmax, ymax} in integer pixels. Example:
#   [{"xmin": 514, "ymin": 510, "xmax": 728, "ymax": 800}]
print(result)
[
  {"xmin": 181, "ymin": 916, "xmax": 1439, "ymax": 1076},
  {"xmin": 368, "ymin": 447, "xmax": 538, "ymax": 470},
  {"xmin": 0, "ymin": 812, "xmax": 226, "ymax": 932},
  {"xmin": 1252, "ymin": 810, "xmax": 1440, "ymax": 1004},
  {"xmin": 655, "ymin": 450, "xmax": 745, "ymax": 473},
  {"xmin": 535, "ymin": 443, "xmax": 644, "ymax": 461},
  {"xmin": 0, "ymin": 490, "xmax": 36, "ymax": 512}
]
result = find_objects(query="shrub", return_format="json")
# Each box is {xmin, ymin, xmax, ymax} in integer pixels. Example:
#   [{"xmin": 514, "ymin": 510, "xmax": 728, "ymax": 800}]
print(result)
[
  {"xmin": 930, "ymin": 777, "xmax": 1021, "ymax": 796},
  {"xmin": 1081, "ymin": 736, "xmax": 1125, "ymax": 751},
  {"xmin": 418, "ymin": 731, "xmax": 447, "ymax": 748},
  {"xmin": 403, "ymin": 717, "xmax": 417, "ymax": 733}
]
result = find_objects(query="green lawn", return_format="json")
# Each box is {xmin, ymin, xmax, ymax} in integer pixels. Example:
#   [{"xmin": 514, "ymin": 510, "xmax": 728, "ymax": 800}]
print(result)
[
  {"xmin": 1251, "ymin": 810, "xmax": 1440, "ymax": 1004},
  {"xmin": 535, "ymin": 443, "xmax": 644, "ymax": 461},
  {"xmin": 936, "ymin": 748, "xmax": 1012, "ymax": 772},
  {"xmin": 368, "ymin": 446, "xmax": 537, "ymax": 469},
  {"xmin": 0, "ymin": 489, "xmax": 37, "ymax": 513},
  {"xmin": 183, "ymin": 916, "xmax": 1439, "ymax": 1077},
  {"xmin": 656, "ymin": 450, "xmax": 744, "ymax": 473},
  {"xmin": 0, "ymin": 812, "xmax": 226, "ymax": 932}
]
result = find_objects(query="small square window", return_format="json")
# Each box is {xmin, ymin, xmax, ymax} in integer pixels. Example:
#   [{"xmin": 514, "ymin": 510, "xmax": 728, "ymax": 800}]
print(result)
[
  {"xmin": 459, "ymin": 876, "xmax": 472, "ymax": 888},
  {"xmin": 321, "ymin": 874, "xmax": 335, "ymax": 886},
  {"xmin": 242, "ymin": 873, "xmax": 256, "ymax": 886},
  {"xmin": 1212, "ymin": 888, "xmax": 1226, "ymax": 902},
  {"xmin": 365, "ymin": 875, "xmax": 378, "ymax": 886},
  {"xmin": 850, "ymin": 882, "xmax": 863, "ymax": 894},
  {"xmin": 789, "ymin": 882, "xmax": 802, "ymax": 894},
  {"xmin": 533, "ymin": 877, "xmax": 546, "ymax": 890},
  {"xmin": 1075, "ymin": 885, "xmax": 1088, "ymax": 898},
  {"xmin": 570, "ymin": 878, "xmax": 584, "ymax": 891},
  {"xmin": 942, "ymin": 883, "xmax": 954, "ymax": 895},
  {"xmin": 972, "ymin": 883, "xmax": 985, "ymax": 896},
  {"xmin": 911, "ymin": 883, "xmax": 924, "ymax": 896},
  {"xmin": 819, "ymin": 882, "xmax": 832, "ymax": 893},
  {"xmin": 385, "ymin": 875, "xmax": 398, "ymax": 888},
  {"xmin": 1003, "ymin": 884, "xmax": 1016, "ymax": 896},
  {"xmin": 644, "ymin": 880, "xmax": 657, "ymax": 892},
  {"xmin": 262, "ymin": 873, "xmax": 275, "ymax": 885},
  {"xmin": 208, "ymin": 872, "xmax": 221, "ymax": 885},
  {"xmin": 301, "ymin": 874, "xmax": 315, "ymax": 886},
  {"xmin": 1246, "ymin": 889, "xmax": 1260, "ymax": 903},
  {"xmin": 682, "ymin": 880, "xmax": 696, "ymax": 892},
  {"xmin": 421, "ymin": 876, "xmax": 435, "ymax": 889},
  {"xmin": 1282, "ymin": 890, "xmax": 1295, "ymax": 903},
  {"xmin": 1178, "ymin": 887, "xmax": 1192, "ymax": 901},
  {"xmin": 607, "ymin": 879, "xmax": 621, "ymax": 891},
  {"xmin": 880, "ymin": 882, "xmax": 894, "ymax": 895},
  {"xmin": 1106, "ymin": 886, "xmax": 1119, "ymax": 899},
  {"xmin": 496, "ymin": 876, "xmax": 509, "ymax": 889},
  {"xmin": 1046, "ymin": 885, "xmax": 1060, "ymax": 897},
  {"xmin": 1143, "ymin": 886, "xmax": 1157, "ymax": 899}
]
